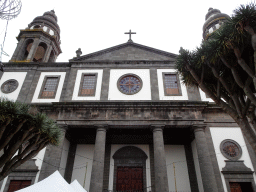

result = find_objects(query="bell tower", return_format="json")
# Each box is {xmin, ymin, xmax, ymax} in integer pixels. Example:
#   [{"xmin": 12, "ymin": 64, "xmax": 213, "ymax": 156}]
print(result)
[
  {"xmin": 10, "ymin": 10, "xmax": 61, "ymax": 62},
  {"xmin": 202, "ymin": 8, "xmax": 230, "ymax": 40}
]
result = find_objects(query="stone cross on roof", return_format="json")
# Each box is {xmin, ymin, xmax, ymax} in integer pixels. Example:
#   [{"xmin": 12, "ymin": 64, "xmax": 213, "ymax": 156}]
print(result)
[{"xmin": 125, "ymin": 30, "xmax": 136, "ymax": 42}]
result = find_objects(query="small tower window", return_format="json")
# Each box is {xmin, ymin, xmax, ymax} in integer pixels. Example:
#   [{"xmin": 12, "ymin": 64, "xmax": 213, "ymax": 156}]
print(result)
[
  {"xmin": 79, "ymin": 74, "xmax": 97, "ymax": 96},
  {"xmin": 33, "ymin": 25, "xmax": 41, "ymax": 29},
  {"xmin": 163, "ymin": 73, "xmax": 182, "ymax": 96}
]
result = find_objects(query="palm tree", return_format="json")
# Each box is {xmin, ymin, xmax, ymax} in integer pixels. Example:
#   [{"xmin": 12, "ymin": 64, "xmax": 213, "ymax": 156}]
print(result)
[
  {"xmin": 176, "ymin": 4, "xmax": 256, "ymax": 153},
  {"xmin": 0, "ymin": 98, "xmax": 61, "ymax": 181}
]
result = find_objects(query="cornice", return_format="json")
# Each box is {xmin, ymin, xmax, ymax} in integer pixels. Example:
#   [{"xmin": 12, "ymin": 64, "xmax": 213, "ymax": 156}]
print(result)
[{"xmin": 35, "ymin": 101, "xmax": 208, "ymax": 111}]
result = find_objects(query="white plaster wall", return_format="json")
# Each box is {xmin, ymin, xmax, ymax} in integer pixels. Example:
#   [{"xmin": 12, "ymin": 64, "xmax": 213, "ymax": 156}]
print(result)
[
  {"xmin": 59, "ymin": 138, "xmax": 70, "ymax": 177},
  {"xmin": 0, "ymin": 72, "xmax": 27, "ymax": 101},
  {"xmin": 210, "ymin": 127, "xmax": 256, "ymax": 192},
  {"xmin": 165, "ymin": 145, "xmax": 191, "ymax": 192},
  {"xmin": 157, "ymin": 69, "xmax": 188, "ymax": 100},
  {"xmin": 32, "ymin": 72, "xmax": 66, "ymax": 103},
  {"xmin": 108, "ymin": 69, "xmax": 151, "ymax": 100},
  {"xmin": 199, "ymin": 88, "xmax": 214, "ymax": 102},
  {"xmin": 191, "ymin": 140, "xmax": 204, "ymax": 192},
  {"xmin": 72, "ymin": 69, "xmax": 103, "ymax": 100},
  {"xmin": 109, "ymin": 144, "xmax": 151, "ymax": 192},
  {"xmin": 71, "ymin": 144, "xmax": 94, "ymax": 191},
  {"xmin": 33, "ymin": 147, "xmax": 47, "ymax": 183}
]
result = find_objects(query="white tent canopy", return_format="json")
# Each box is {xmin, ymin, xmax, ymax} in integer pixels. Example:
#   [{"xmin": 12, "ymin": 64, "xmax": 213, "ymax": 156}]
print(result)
[
  {"xmin": 16, "ymin": 171, "xmax": 87, "ymax": 192},
  {"xmin": 70, "ymin": 180, "xmax": 88, "ymax": 192}
]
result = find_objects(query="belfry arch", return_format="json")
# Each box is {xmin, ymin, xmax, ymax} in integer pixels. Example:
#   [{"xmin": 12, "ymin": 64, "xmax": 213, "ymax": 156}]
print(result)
[{"xmin": 21, "ymin": 39, "xmax": 34, "ymax": 61}]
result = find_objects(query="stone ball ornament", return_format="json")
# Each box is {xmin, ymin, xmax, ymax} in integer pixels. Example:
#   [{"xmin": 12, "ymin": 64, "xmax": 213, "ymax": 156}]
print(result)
[
  {"xmin": 0, "ymin": 0, "xmax": 22, "ymax": 20},
  {"xmin": 1, "ymin": 79, "xmax": 19, "ymax": 93},
  {"xmin": 117, "ymin": 74, "xmax": 143, "ymax": 95},
  {"xmin": 220, "ymin": 139, "xmax": 242, "ymax": 161}
]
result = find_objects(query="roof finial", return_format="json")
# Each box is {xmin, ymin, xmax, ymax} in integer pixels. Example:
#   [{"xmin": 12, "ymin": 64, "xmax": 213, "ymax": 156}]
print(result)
[{"xmin": 124, "ymin": 30, "xmax": 136, "ymax": 42}]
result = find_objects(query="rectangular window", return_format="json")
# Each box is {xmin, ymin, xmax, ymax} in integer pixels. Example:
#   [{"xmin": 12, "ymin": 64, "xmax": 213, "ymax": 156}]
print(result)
[
  {"xmin": 39, "ymin": 76, "xmax": 60, "ymax": 99},
  {"xmin": 163, "ymin": 73, "xmax": 182, "ymax": 96},
  {"xmin": 8, "ymin": 180, "xmax": 31, "ymax": 192},
  {"xmin": 79, "ymin": 73, "xmax": 97, "ymax": 96}
]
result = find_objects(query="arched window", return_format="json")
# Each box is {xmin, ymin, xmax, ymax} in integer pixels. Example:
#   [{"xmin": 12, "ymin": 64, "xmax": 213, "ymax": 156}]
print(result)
[
  {"xmin": 33, "ymin": 25, "xmax": 41, "ymax": 29},
  {"xmin": 33, "ymin": 42, "xmax": 47, "ymax": 62}
]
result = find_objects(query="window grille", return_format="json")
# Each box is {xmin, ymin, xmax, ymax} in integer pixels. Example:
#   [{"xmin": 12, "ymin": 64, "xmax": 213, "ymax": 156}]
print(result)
[
  {"xmin": 79, "ymin": 74, "xmax": 97, "ymax": 96},
  {"xmin": 163, "ymin": 73, "xmax": 181, "ymax": 96},
  {"xmin": 40, "ymin": 76, "xmax": 59, "ymax": 98}
]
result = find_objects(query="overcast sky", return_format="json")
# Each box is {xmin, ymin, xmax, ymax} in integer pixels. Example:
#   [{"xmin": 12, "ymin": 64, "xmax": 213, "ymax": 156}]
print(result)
[{"xmin": 0, "ymin": 0, "xmax": 252, "ymax": 62}]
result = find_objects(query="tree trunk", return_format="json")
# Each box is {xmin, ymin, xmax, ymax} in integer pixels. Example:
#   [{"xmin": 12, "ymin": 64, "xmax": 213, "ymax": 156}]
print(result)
[{"xmin": 236, "ymin": 117, "xmax": 256, "ymax": 153}]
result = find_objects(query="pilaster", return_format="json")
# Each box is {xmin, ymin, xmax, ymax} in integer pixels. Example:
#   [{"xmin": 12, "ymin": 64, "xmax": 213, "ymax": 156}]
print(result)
[
  {"xmin": 42, "ymin": 45, "xmax": 53, "ymax": 62},
  {"xmin": 10, "ymin": 37, "xmax": 25, "ymax": 61},
  {"xmin": 64, "ymin": 142, "xmax": 77, "ymax": 183},
  {"xmin": 38, "ymin": 122, "xmax": 68, "ymax": 181}
]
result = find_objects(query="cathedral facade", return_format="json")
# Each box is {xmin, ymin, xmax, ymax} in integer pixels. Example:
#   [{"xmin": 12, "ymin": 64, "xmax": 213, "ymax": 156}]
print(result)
[{"xmin": 0, "ymin": 9, "xmax": 256, "ymax": 192}]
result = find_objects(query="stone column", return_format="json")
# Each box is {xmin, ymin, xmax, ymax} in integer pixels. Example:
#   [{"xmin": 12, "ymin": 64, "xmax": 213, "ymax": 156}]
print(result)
[
  {"xmin": 26, "ymin": 38, "xmax": 40, "ymax": 61},
  {"xmin": 193, "ymin": 124, "xmax": 218, "ymax": 192},
  {"xmin": 90, "ymin": 125, "xmax": 107, "ymax": 192},
  {"xmin": 38, "ymin": 122, "xmax": 67, "ymax": 181},
  {"xmin": 152, "ymin": 125, "xmax": 169, "ymax": 192}
]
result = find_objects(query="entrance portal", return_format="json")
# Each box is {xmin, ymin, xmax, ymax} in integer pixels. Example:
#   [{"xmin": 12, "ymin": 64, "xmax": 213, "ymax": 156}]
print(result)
[
  {"xmin": 113, "ymin": 146, "xmax": 148, "ymax": 192},
  {"xmin": 116, "ymin": 167, "xmax": 143, "ymax": 192}
]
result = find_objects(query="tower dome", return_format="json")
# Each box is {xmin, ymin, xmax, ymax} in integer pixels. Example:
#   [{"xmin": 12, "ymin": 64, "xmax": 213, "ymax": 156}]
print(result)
[
  {"xmin": 203, "ymin": 8, "xmax": 230, "ymax": 40},
  {"xmin": 29, "ymin": 10, "xmax": 60, "ymax": 42}
]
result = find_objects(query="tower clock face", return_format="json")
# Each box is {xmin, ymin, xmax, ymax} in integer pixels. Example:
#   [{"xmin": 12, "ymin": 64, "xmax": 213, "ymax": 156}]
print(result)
[
  {"xmin": 1, "ymin": 79, "xmax": 19, "ymax": 94},
  {"xmin": 117, "ymin": 74, "xmax": 142, "ymax": 95}
]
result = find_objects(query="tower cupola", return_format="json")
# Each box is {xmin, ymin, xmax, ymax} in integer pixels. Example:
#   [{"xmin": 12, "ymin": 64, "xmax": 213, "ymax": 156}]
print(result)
[
  {"xmin": 10, "ymin": 10, "xmax": 62, "ymax": 63},
  {"xmin": 203, "ymin": 8, "xmax": 230, "ymax": 40}
]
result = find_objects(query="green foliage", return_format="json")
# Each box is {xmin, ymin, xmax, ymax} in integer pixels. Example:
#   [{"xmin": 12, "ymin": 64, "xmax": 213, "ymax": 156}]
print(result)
[
  {"xmin": 176, "ymin": 3, "xmax": 255, "ymax": 96},
  {"xmin": 0, "ymin": 98, "xmax": 61, "ymax": 145}
]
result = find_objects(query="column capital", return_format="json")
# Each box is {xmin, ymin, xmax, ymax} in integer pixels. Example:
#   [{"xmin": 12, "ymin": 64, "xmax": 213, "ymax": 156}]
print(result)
[
  {"xmin": 192, "ymin": 123, "xmax": 207, "ymax": 133},
  {"xmin": 151, "ymin": 124, "xmax": 165, "ymax": 132},
  {"xmin": 57, "ymin": 121, "xmax": 68, "ymax": 132},
  {"xmin": 94, "ymin": 124, "xmax": 108, "ymax": 132}
]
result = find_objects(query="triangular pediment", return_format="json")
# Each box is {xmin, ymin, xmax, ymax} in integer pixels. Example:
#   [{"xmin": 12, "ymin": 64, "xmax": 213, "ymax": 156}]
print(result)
[{"xmin": 70, "ymin": 42, "xmax": 177, "ymax": 62}]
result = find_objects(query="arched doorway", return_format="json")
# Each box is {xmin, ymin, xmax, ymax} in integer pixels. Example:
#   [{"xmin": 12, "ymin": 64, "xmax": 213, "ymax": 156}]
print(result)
[{"xmin": 113, "ymin": 146, "xmax": 148, "ymax": 192}]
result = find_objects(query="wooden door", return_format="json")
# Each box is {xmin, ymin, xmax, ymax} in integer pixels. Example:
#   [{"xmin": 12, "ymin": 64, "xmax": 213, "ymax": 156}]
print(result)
[
  {"xmin": 230, "ymin": 183, "xmax": 242, "ymax": 192},
  {"xmin": 7, "ymin": 180, "xmax": 31, "ymax": 192},
  {"xmin": 116, "ymin": 167, "xmax": 143, "ymax": 192}
]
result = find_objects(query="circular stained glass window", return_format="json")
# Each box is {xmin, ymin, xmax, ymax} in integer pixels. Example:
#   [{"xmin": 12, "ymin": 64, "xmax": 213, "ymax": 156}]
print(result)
[
  {"xmin": 117, "ymin": 74, "xmax": 142, "ymax": 95},
  {"xmin": 1, "ymin": 79, "xmax": 19, "ymax": 94},
  {"xmin": 220, "ymin": 139, "xmax": 242, "ymax": 160}
]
